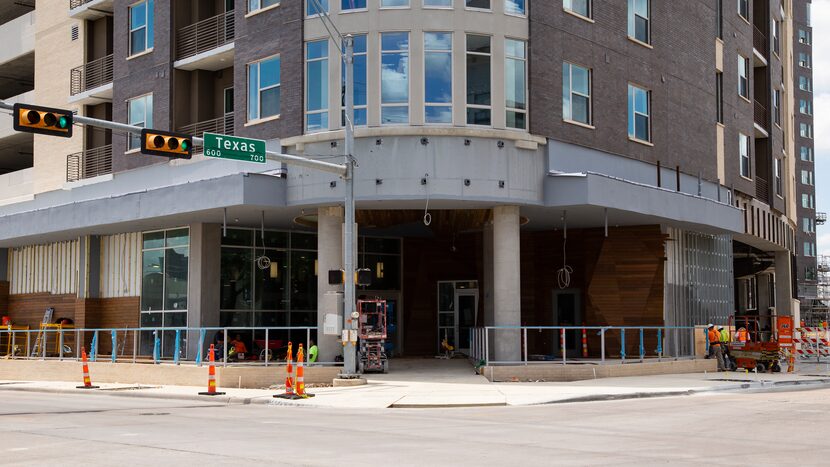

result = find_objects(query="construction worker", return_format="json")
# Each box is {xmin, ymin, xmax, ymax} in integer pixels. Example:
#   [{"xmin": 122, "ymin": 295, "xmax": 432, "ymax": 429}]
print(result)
[
  {"xmin": 718, "ymin": 326, "xmax": 730, "ymax": 344},
  {"xmin": 308, "ymin": 340, "xmax": 318, "ymax": 363},
  {"xmin": 736, "ymin": 327, "xmax": 748, "ymax": 343},
  {"xmin": 707, "ymin": 324, "xmax": 725, "ymax": 371}
]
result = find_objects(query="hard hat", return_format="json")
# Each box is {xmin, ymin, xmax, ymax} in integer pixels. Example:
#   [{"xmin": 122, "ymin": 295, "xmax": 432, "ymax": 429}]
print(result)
[
  {"xmin": 718, "ymin": 326, "xmax": 724, "ymax": 330},
  {"xmin": 707, "ymin": 323, "xmax": 714, "ymax": 328}
]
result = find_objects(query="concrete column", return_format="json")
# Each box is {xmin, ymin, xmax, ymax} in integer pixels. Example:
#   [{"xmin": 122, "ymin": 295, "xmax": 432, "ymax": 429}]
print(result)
[
  {"xmin": 187, "ymin": 223, "xmax": 222, "ymax": 358},
  {"xmin": 317, "ymin": 206, "xmax": 344, "ymax": 362},
  {"xmin": 493, "ymin": 206, "xmax": 521, "ymax": 362},
  {"xmin": 483, "ymin": 222, "xmax": 495, "ymax": 327},
  {"xmin": 775, "ymin": 250, "xmax": 794, "ymax": 317}
]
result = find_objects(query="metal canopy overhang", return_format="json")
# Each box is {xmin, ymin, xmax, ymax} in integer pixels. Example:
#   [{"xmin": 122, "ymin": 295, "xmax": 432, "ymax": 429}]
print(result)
[
  {"xmin": 540, "ymin": 172, "xmax": 744, "ymax": 235},
  {"xmin": 0, "ymin": 168, "xmax": 289, "ymax": 247}
]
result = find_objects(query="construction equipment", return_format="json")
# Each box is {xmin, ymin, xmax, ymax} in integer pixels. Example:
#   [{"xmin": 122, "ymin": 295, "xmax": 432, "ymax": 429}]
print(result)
[
  {"xmin": 0, "ymin": 324, "xmax": 29, "ymax": 357},
  {"xmin": 357, "ymin": 299, "xmax": 388, "ymax": 373},
  {"xmin": 726, "ymin": 315, "xmax": 786, "ymax": 372},
  {"xmin": 30, "ymin": 307, "xmax": 54, "ymax": 357}
]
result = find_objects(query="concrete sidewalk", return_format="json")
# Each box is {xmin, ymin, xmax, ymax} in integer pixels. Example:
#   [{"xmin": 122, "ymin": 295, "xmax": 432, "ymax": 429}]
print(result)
[{"xmin": 1, "ymin": 358, "xmax": 829, "ymax": 408}]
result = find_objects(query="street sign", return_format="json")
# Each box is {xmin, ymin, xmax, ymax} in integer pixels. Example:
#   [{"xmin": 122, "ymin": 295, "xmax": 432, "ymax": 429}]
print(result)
[{"xmin": 202, "ymin": 132, "xmax": 267, "ymax": 164}]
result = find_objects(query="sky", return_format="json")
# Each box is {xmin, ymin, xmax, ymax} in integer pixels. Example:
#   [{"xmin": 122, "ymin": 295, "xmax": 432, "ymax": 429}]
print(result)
[{"xmin": 812, "ymin": 0, "xmax": 830, "ymax": 255}]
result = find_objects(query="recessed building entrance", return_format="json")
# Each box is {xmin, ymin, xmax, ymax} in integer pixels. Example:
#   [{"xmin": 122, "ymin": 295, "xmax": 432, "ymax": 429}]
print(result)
[{"xmin": 437, "ymin": 281, "xmax": 478, "ymax": 355}]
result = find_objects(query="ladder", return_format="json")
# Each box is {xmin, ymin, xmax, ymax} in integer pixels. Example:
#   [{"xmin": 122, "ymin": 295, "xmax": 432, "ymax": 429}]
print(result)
[{"xmin": 30, "ymin": 308, "xmax": 54, "ymax": 357}]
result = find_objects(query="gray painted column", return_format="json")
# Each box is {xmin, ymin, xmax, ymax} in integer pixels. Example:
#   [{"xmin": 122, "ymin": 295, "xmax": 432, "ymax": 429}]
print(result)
[
  {"xmin": 87, "ymin": 236, "xmax": 101, "ymax": 299},
  {"xmin": 483, "ymin": 222, "xmax": 495, "ymax": 327},
  {"xmin": 317, "ymin": 206, "xmax": 344, "ymax": 362},
  {"xmin": 775, "ymin": 250, "xmax": 794, "ymax": 317},
  {"xmin": 493, "ymin": 205, "xmax": 521, "ymax": 362},
  {"xmin": 187, "ymin": 223, "xmax": 221, "ymax": 359}
]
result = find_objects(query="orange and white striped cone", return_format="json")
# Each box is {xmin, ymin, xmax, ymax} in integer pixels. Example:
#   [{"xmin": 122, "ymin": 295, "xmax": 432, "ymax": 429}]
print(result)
[
  {"xmin": 295, "ymin": 343, "xmax": 314, "ymax": 398},
  {"xmin": 274, "ymin": 342, "xmax": 300, "ymax": 399},
  {"xmin": 582, "ymin": 327, "xmax": 588, "ymax": 358},
  {"xmin": 198, "ymin": 344, "xmax": 225, "ymax": 396},
  {"xmin": 76, "ymin": 347, "xmax": 99, "ymax": 389}
]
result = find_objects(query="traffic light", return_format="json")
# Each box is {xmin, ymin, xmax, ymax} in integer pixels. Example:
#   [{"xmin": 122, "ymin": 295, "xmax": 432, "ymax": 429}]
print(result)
[
  {"xmin": 140, "ymin": 128, "xmax": 192, "ymax": 159},
  {"xmin": 13, "ymin": 103, "xmax": 73, "ymax": 138}
]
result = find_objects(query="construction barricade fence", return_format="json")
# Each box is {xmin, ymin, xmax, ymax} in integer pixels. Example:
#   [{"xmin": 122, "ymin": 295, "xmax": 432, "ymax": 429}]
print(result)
[
  {"xmin": 794, "ymin": 327, "xmax": 830, "ymax": 361},
  {"xmin": 469, "ymin": 326, "xmax": 703, "ymax": 366},
  {"xmin": 0, "ymin": 326, "xmax": 340, "ymax": 367}
]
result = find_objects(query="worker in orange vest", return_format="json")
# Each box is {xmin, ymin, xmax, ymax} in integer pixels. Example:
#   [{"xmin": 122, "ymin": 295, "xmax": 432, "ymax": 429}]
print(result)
[
  {"xmin": 707, "ymin": 324, "xmax": 725, "ymax": 371},
  {"xmin": 736, "ymin": 327, "xmax": 748, "ymax": 343}
]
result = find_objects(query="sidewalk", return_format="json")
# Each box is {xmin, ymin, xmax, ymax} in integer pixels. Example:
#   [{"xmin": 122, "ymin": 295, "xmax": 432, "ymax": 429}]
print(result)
[{"xmin": 1, "ymin": 359, "xmax": 829, "ymax": 408}]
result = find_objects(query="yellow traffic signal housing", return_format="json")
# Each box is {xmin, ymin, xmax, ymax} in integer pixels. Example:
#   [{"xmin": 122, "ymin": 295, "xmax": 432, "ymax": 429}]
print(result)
[
  {"xmin": 13, "ymin": 103, "xmax": 73, "ymax": 138},
  {"xmin": 140, "ymin": 128, "xmax": 192, "ymax": 159}
]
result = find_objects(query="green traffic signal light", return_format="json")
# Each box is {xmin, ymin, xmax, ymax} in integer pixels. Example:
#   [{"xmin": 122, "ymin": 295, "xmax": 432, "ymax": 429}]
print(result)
[
  {"xmin": 181, "ymin": 140, "xmax": 188, "ymax": 151},
  {"xmin": 58, "ymin": 116, "xmax": 68, "ymax": 129}
]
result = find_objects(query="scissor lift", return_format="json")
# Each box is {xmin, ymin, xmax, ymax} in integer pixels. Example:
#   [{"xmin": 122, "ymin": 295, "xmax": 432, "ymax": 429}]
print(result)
[{"xmin": 357, "ymin": 299, "xmax": 388, "ymax": 373}]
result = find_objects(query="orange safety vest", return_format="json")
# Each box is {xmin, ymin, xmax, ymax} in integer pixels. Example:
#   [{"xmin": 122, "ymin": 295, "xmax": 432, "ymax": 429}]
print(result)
[
  {"xmin": 737, "ymin": 330, "xmax": 747, "ymax": 342},
  {"xmin": 708, "ymin": 329, "xmax": 720, "ymax": 345}
]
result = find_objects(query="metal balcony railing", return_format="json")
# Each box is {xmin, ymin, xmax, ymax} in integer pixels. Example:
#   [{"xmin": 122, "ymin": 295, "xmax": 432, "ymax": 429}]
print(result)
[
  {"xmin": 755, "ymin": 176, "xmax": 769, "ymax": 203},
  {"xmin": 69, "ymin": 0, "xmax": 94, "ymax": 8},
  {"xmin": 753, "ymin": 100, "xmax": 768, "ymax": 129},
  {"xmin": 176, "ymin": 10, "xmax": 235, "ymax": 61},
  {"xmin": 178, "ymin": 114, "xmax": 234, "ymax": 154},
  {"xmin": 66, "ymin": 145, "xmax": 112, "ymax": 182},
  {"xmin": 753, "ymin": 25, "xmax": 768, "ymax": 59},
  {"xmin": 70, "ymin": 54, "xmax": 113, "ymax": 96}
]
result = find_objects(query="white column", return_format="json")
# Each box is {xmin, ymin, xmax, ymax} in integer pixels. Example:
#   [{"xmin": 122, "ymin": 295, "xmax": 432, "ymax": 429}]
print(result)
[
  {"xmin": 493, "ymin": 205, "xmax": 521, "ymax": 362},
  {"xmin": 317, "ymin": 206, "xmax": 344, "ymax": 362},
  {"xmin": 483, "ymin": 222, "xmax": 495, "ymax": 327}
]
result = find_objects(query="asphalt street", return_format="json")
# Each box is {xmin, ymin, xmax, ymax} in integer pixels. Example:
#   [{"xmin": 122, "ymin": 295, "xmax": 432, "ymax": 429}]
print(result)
[{"xmin": 0, "ymin": 387, "xmax": 826, "ymax": 466}]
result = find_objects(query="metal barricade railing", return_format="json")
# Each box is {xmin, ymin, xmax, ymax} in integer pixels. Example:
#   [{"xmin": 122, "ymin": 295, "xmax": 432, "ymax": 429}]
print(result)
[
  {"xmin": 470, "ymin": 326, "xmax": 701, "ymax": 366},
  {"xmin": 0, "ymin": 326, "xmax": 338, "ymax": 367}
]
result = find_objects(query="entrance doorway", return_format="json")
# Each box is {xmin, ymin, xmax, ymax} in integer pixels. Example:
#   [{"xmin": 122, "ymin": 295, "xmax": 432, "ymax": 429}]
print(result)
[
  {"xmin": 552, "ymin": 289, "xmax": 582, "ymax": 357},
  {"xmin": 437, "ymin": 281, "xmax": 478, "ymax": 354}
]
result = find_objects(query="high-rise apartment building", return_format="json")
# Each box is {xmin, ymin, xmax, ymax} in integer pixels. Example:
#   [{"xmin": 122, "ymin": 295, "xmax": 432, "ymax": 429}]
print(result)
[{"xmin": 0, "ymin": 0, "xmax": 805, "ymax": 361}]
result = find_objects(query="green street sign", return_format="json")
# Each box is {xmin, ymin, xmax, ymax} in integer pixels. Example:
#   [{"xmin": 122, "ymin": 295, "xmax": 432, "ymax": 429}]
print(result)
[{"xmin": 202, "ymin": 132, "xmax": 267, "ymax": 164}]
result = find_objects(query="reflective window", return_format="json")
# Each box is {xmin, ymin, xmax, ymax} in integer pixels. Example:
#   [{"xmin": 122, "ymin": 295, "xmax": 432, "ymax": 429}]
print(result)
[
  {"xmin": 564, "ymin": 0, "xmax": 591, "ymax": 18},
  {"xmin": 800, "ymin": 123, "xmax": 813, "ymax": 139},
  {"xmin": 466, "ymin": 34, "xmax": 491, "ymax": 125},
  {"xmin": 306, "ymin": 40, "xmax": 329, "ymax": 132},
  {"xmin": 562, "ymin": 62, "xmax": 591, "ymax": 125},
  {"xmin": 801, "ymin": 170, "xmax": 814, "ymax": 186},
  {"xmin": 773, "ymin": 89, "xmax": 780, "ymax": 126},
  {"xmin": 342, "ymin": 35, "xmax": 367, "ymax": 127},
  {"xmin": 306, "ymin": 0, "xmax": 328, "ymax": 15},
  {"xmin": 342, "ymin": 0, "xmax": 367, "ymax": 10},
  {"xmin": 628, "ymin": 0, "xmax": 650, "ymax": 44},
  {"xmin": 799, "ymin": 52, "xmax": 812, "ymax": 69},
  {"xmin": 739, "ymin": 133, "xmax": 750, "ymax": 178},
  {"xmin": 800, "ymin": 99, "xmax": 813, "ymax": 115},
  {"xmin": 466, "ymin": 0, "xmax": 490, "ymax": 9},
  {"xmin": 127, "ymin": 94, "xmax": 152, "ymax": 150},
  {"xmin": 774, "ymin": 158, "xmax": 782, "ymax": 196},
  {"xmin": 738, "ymin": 55, "xmax": 749, "ymax": 98},
  {"xmin": 628, "ymin": 84, "xmax": 650, "ymax": 142},
  {"xmin": 738, "ymin": 0, "xmax": 748, "ymax": 20},
  {"xmin": 799, "ymin": 76, "xmax": 812, "ymax": 92},
  {"xmin": 505, "ymin": 39, "xmax": 527, "ymax": 129},
  {"xmin": 505, "ymin": 0, "xmax": 525, "ymax": 15},
  {"xmin": 141, "ymin": 228, "xmax": 189, "ymax": 314},
  {"xmin": 248, "ymin": 55, "xmax": 281, "ymax": 121},
  {"xmin": 799, "ymin": 29, "xmax": 811, "ymax": 45},
  {"xmin": 382, "ymin": 0, "xmax": 409, "ymax": 6},
  {"xmin": 801, "ymin": 146, "xmax": 813, "ymax": 161},
  {"xmin": 424, "ymin": 0, "xmax": 452, "ymax": 7},
  {"xmin": 129, "ymin": 0, "xmax": 154, "ymax": 56},
  {"xmin": 250, "ymin": 0, "xmax": 279, "ymax": 11},
  {"xmin": 424, "ymin": 32, "xmax": 453, "ymax": 124},
  {"xmin": 381, "ymin": 32, "xmax": 410, "ymax": 124},
  {"xmin": 772, "ymin": 20, "xmax": 780, "ymax": 55}
]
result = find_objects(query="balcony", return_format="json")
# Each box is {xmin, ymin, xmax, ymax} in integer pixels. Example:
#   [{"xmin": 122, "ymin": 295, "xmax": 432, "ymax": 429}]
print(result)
[
  {"xmin": 69, "ymin": 54, "xmax": 113, "ymax": 104},
  {"xmin": 178, "ymin": 115, "xmax": 234, "ymax": 154},
  {"xmin": 69, "ymin": 0, "xmax": 114, "ymax": 20},
  {"xmin": 66, "ymin": 145, "xmax": 112, "ymax": 182},
  {"xmin": 174, "ymin": 11, "xmax": 235, "ymax": 71},
  {"xmin": 755, "ymin": 176, "xmax": 769, "ymax": 203},
  {"xmin": 753, "ymin": 100, "xmax": 769, "ymax": 137},
  {"xmin": 753, "ymin": 26, "xmax": 768, "ymax": 67}
]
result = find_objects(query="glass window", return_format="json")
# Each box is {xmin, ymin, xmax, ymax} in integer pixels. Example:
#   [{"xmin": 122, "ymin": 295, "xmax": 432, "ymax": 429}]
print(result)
[
  {"xmin": 800, "ymin": 123, "xmax": 813, "ymax": 139},
  {"xmin": 800, "ymin": 99, "xmax": 813, "ymax": 115},
  {"xmin": 505, "ymin": 39, "xmax": 527, "ymax": 129},
  {"xmin": 774, "ymin": 158, "xmax": 782, "ymax": 196},
  {"xmin": 505, "ymin": 0, "xmax": 525, "ymax": 15},
  {"xmin": 466, "ymin": 34, "xmax": 491, "ymax": 125},
  {"xmin": 342, "ymin": 34, "xmax": 368, "ymax": 127},
  {"xmin": 129, "ymin": 0, "xmax": 154, "ymax": 56},
  {"xmin": 290, "ymin": 251, "xmax": 317, "ymax": 311},
  {"xmin": 799, "ymin": 76, "xmax": 812, "ymax": 92},
  {"xmin": 141, "ymin": 249, "xmax": 164, "ymax": 311},
  {"xmin": 564, "ymin": 0, "xmax": 591, "ymax": 18},
  {"xmin": 801, "ymin": 146, "xmax": 813, "ymax": 161},
  {"xmin": 799, "ymin": 52, "xmax": 812, "ymax": 69},
  {"xmin": 424, "ymin": 32, "xmax": 453, "ymax": 124},
  {"xmin": 716, "ymin": 0, "xmax": 723, "ymax": 39},
  {"xmin": 738, "ymin": 0, "xmax": 748, "ymax": 20},
  {"xmin": 250, "ymin": 0, "xmax": 279, "ymax": 11},
  {"xmin": 248, "ymin": 55, "xmax": 281, "ymax": 121},
  {"xmin": 141, "ymin": 228, "xmax": 189, "ymax": 315},
  {"xmin": 773, "ymin": 89, "xmax": 780, "ymax": 126},
  {"xmin": 342, "ymin": 0, "xmax": 367, "ymax": 10},
  {"xmin": 799, "ymin": 29, "xmax": 811, "ymax": 45},
  {"xmin": 563, "ymin": 62, "xmax": 591, "ymax": 125},
  {"xmin": 801, "ymin": 170, "xmax": 814, "ymax": 186},
  {"xmin": 628, "ymin": 0, "xmax": 650, "ymax": 44},
  {"xmin": 627, "ymin": 84, "xmax": 650, "ymax": 142},
  {"xmin": 772, "ymin": 20, "xmax": 780, "ymax": 55},
  {"xmin": 306, "ymin": 0, "xmax": 328, "ymax": 15},
  {"xmin": 466, "ymin": 0, "xmax": 490, "ymax": 9},
  {"xmin": 382, "ymin": 0, "xmax": 409, "ymax": 6},
  {"xmin": 127, "ymin": 94, "xmax": 152, "ymax": 150},
  {"xmin": 306, "ymin": 40, "xmax": 329, "ymax": 132},
  {"xmin": 381, "ymin": 32, "xmax": 410, "ymax": 124},
  {"xmin": 739, "ymin": 133, "xmax": 750, "ymax": 178},
  {"xmin": 738, "ymin": 55, "xmax": 749, "ymax": 98},
  {"xmin": 425, "ymin": 0, "xmax": 452, "ymax": 6}
]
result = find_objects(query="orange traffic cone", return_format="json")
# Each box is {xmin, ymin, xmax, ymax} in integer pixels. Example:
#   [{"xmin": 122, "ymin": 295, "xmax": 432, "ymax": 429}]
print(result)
[
  {"xmin": 198, "ymin": 344, "xmax": 225, "ymax": 396},
  {"xmin": 76, "ymin": 347, "xmax": 99, "ymax": 389},
  {"xmin": 274, "ymin": 342, "xmax": 300, "ymax": 399},
  {"xmin": 295, "ymin": 343, "xmax": 314, "ymax": 398}
]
